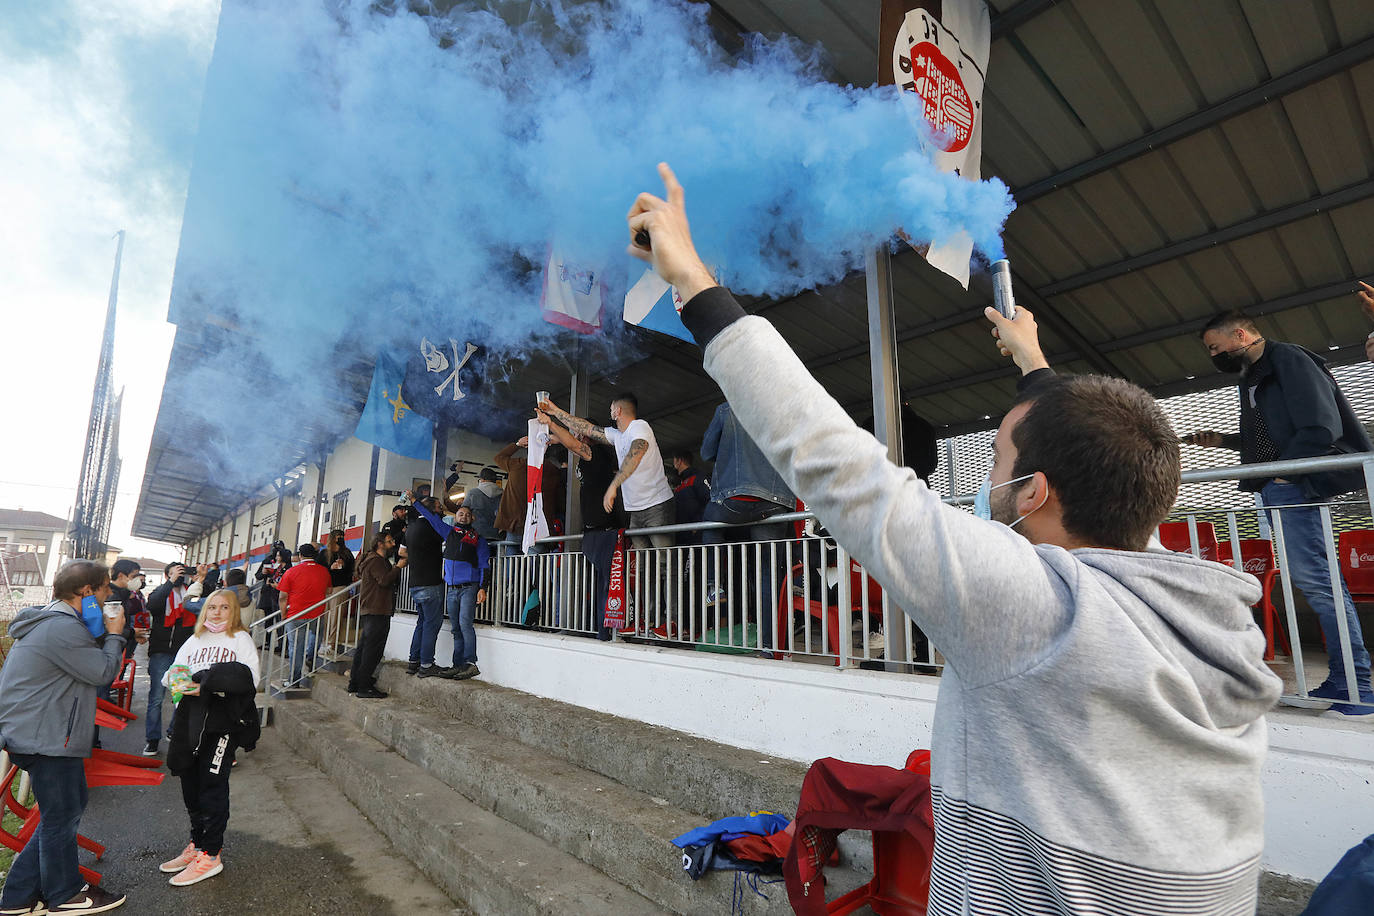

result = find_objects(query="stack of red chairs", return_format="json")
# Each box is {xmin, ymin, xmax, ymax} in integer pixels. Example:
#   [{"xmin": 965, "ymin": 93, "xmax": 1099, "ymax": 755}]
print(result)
[
  {"xmin": 0, "ymin": 696, "xmax": 165, "ymax": 885},
  {"xmin": 107, "ymin": 657, "xmax": 137, "ymax": 711},
  {"xmin": 1158, "ymin": 521, "xmax": 1220, "ymax": 562}
]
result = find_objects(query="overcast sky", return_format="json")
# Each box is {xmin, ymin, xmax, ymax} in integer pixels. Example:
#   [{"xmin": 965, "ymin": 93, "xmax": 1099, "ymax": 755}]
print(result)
[{"xmin": 0, "ymin": 0, "xmax": 221, "ymax": 561}]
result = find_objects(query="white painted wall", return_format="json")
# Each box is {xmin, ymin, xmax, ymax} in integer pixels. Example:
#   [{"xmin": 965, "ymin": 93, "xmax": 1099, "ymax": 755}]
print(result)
[{"xmin": 380, "ymin": 618, "xmax": 1373, "ymax": 883}]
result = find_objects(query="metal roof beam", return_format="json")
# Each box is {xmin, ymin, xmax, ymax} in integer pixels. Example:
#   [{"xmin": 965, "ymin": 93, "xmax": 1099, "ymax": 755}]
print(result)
[
  {"xmin": 991, "ymin": 0, "xmax": 1060, "ymax": 40},
  {"xmin": 1014, "ymin": 34, "xmax": 1374, "ymax": 203},
  {"xmin": 1038, "ymin": 178, "xmax": 1374, "ymax": 300}
]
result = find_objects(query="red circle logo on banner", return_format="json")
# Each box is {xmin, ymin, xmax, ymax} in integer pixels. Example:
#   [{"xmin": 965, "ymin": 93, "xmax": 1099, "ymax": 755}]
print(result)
[{"xmin": 909, "ymin": 41, "xmax": 974, "ymax": 153}]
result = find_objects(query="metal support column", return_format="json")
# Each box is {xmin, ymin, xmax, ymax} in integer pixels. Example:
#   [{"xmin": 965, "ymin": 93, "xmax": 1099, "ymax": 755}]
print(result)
[
  {"xmin": 271, "ymin": 479, "xmax": 286, "ymax": 546},
  {"xmin": 566, "ymin": 362, "xmax": 591, "ymax": 535},
  {"xmin": 246, "ymin": 500, "xmax": 257, "ymax": 569},
  {"xmin": 310, "ymin": 457, "xmax": 326, "ymax": 544},
  {"xmin": 228, "ymin": 511, "xmax": 239, "ymax": 568},
  {"xmin": 865, "ymin": 245, "xmax": 909, "ymax": 666},
  {"xmin": 431, "ymin": 426, "xmax": 450, "ymax": 504},
  {"xmin": 361, "ymin": 445, "xmax": 381, "ymax": 541}
]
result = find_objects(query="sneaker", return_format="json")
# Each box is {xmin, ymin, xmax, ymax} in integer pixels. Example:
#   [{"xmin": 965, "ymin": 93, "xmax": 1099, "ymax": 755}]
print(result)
[
  {"xmin": 160, "ymin": 841, "xmax": 200, "ymax": 873},
  {"xmin": 416, "ymin": 665, "xmax": 451, "ymax": 678},
  {"xmin": 356, "ymin": 688, "xmax": 389, "ymax": 698},
  {"xmin": 452, "ymin": 664, "xmax": 480, "ymax": 681},
  {"xmin": 406, "ymin": 661, "xmax": 420, "ymax": 676},
  {"xmin": 1310, "ymin": 679, "xmax": 1351, "ymax": 701},
  {"xmin": 1323, "ymin": 702, "xmax": 1374, "ymax": 718},
  {"xmin": 51, "ymin": 884, "xmax": 126, "ymax": 912},
  {"xmin": 0, "ymin": 900, "xmax": 47, "ymax": 915},
  {"xmin": 346, "ymin": 684, "xmax": 358, "ymax": 694},
  {"xmin": 168, "ymin": 851, "xmax": 223, "ymax": 887},
  {"xmin": 142, "ymin": 740, "xmax": 159, "ymax": 757}
]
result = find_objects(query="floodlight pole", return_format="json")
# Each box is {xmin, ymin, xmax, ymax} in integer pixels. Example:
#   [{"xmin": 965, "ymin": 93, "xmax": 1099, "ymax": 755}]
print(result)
[
  {"xmin": 566, "ymin": 359, "xmax": 591, "ymax": 534},
  {"xmin": 865, "ymin": 245, "xmax": 910, "ymax": 668},
  {"xmin": 361, "ymin": 444, "xmax": 381, "ymax": 542}
]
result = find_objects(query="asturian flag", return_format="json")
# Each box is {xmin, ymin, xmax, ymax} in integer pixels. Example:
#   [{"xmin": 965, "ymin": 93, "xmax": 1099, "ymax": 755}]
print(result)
[
  {"xmin": 622, "ymin": 268, "xmax": 695, "ymax": 344},
  {"xmin": 541, "ymin": 245, "xmax": 604, "ymax": 333},
  {"xmin": 879, "ymin": 0, "xmax": 991, "ymax": 289},
  {"xmin": 355, "ymin": 352, "xmax": 435, "ymax": 460},
  {"xmin": 521, "ymin": 418, "xmax": 552, "ymax": 554}
]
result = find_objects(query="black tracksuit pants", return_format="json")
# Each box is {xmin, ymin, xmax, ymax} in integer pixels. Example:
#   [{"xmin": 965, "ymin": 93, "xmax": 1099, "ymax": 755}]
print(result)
[
  {"xmin": 179, "ymin": 732, "xmax": 236, "ymax": 856},
  {"xmin": 348, "ymin": 615, "xmax": 391, "ymax": 690}
]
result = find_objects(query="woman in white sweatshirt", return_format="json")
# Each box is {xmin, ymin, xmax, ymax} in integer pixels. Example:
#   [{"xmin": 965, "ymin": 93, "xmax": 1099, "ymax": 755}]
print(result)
[{"xmin": 158, "ymin": 588, "xmax": 261, "ymax": 888}]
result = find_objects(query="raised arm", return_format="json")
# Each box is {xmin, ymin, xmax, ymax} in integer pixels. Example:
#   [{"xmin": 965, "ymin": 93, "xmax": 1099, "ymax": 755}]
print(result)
[
  {"xmin": 410, "ymin": 496, "xmax": 453, "ymax": 540},
  {"xmin": 538, "ymin": 399, "xmax": 609, "ymax": 445},
  {"xmin": 538, "ymin": 409, "xmax": 592, "ymax": 461},
  {"xmin": 625, "ymin": 163, "xmax": 1067, "ymax": 684}
]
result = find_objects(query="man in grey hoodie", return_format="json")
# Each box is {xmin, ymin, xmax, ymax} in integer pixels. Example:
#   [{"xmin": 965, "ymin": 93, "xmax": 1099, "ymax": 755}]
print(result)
[
  {"xmin": 625, "ymin": 164, "xmax": 1284, "ymax": 915},
  {"xmin": 0, "ymin": 560, "xmax": 129, "ymax": 914}
]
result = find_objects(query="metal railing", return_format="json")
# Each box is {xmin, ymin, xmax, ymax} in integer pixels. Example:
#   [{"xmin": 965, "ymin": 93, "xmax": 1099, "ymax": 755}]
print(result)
[
  {"xmin": 363, "ymin": 454, "xmax": 1374, "ymax": 713},
  {"xmin": 256, "ymin": 582, "xmax": 362, "ymax": 692}
]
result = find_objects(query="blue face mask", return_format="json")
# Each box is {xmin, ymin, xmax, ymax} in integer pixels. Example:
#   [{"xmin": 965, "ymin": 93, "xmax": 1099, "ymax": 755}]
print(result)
[
  {"xmin": 973, "ymin": 473, "xmax": 1035, "ymax": 524},
  {"xmin": 79, "ymin": 595, "xmax": 105, "ymax": 639}
]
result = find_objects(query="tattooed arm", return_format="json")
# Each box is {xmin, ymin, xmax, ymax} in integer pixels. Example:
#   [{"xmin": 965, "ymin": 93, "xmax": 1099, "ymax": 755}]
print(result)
[
  {"xmin": 537, "ymin": 409, "xmax": 593, "ymax": 461},
  {"xmin": 603, "ymin": 440, "xmax": 648, "ymax": 512},
  {"xmin": 538, "ymin": 399, "xmax": 609, "ymax": 445}
]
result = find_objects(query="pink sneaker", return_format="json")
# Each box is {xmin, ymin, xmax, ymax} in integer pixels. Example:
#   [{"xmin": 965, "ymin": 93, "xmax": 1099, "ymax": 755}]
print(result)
[
  {"xmin": 168, "ymin": 851, "xmax": 223, "ymax": 886},
  {"xmin": 159, "ymin": 842, "xmax": 199, "ymax": 873}
]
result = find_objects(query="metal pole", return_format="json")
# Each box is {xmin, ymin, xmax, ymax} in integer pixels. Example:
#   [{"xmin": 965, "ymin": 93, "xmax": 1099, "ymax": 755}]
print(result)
[
  {"xmin": 566, "ymin": 362, "xmax": 591, "ymax": 535},
  {"xmin": 362, "ymin": 444, "xmax": 381, "ymax": 541},
  {"xmin": 271, "ymin": 479, "xmax": 285, "ymax": 546},
  {"xmin": 246, "ymin": 500, "xmax": 257, "ymax": 570},
  {"xmin": 431, "ymin": 426, "xmax": 449, "ymax": 504},
  {"xmin": 229, "ymin": 511, "xmax": 239, "ymax": 570},
  {"xmin": 866, "ymin": 245, "xmax": 908, "ymax": 667},
  {"xmin": 310, "ymin": 458, "xmax": 326, "ymax": 544}
]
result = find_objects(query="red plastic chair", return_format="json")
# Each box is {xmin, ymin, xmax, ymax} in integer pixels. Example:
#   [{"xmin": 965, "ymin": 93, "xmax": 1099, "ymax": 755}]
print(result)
[
  {"xmin": 0, "ymin": 764, "xmax": 105, "ymax": 886},
  {"xmin": 1338, "ymin": 530, "xmax": 1374, "ymax": 603},
  {"xmin": 1158, "ymin": 521, "xmax": 1220, "ymax": 562},
  {"xmin": 108, "ymin": 657, "xmax": 137, "ymax": 711},
  {"xmin": 826, "ymin": 749, "xmax": 934, "ymax": 916},
  {"xmin": 776, "ymin": 560, "xmax": 885, "ymax": 666},
  {"xmin": 1217, "ymin": 539, "xmax": 1293, "ymax": 660}
]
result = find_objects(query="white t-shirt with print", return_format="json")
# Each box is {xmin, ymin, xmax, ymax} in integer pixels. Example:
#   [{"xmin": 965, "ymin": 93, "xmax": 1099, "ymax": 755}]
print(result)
[
  {"xmin": 604, "ymin": 418, "xmax": 673, "ymax": 512},
  {"xmin": 165, "ymin": 630, "xmax": 261, "ymax": 689}
]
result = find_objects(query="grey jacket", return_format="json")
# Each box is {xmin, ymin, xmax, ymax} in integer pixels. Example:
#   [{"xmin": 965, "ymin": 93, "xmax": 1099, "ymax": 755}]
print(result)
[
  {"xmin": 684, "ymin": 292, "xmax": 1284, "ymax": 915},
  {"xmin": 0, "ymin": 601, "xmax": 127, "ymax": 758}
]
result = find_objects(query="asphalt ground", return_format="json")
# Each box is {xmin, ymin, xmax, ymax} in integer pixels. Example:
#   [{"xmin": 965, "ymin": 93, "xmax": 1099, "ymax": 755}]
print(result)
[{"xmin": 3, "ymin": 644, "xmax": 468, "ymax": 916}]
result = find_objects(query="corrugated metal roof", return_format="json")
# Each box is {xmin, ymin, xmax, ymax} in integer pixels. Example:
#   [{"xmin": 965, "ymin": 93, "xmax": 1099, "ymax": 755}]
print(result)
[{"xmin": 135, "ymin": 0, "xmax": 1374, "ymax": 543}]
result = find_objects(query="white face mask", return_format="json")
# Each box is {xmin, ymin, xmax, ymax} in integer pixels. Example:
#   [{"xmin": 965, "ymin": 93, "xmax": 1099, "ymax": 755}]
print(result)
[
  {"xmin": 973, "ymin": 472, "xmax": 1037, "ymax": 528},
  {"xmin": 129, "ymin": 575, "xmax": 145, "ymax": 591}
]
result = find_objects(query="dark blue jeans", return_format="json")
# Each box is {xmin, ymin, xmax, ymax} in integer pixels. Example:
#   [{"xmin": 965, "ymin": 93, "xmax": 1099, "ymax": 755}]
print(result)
[
  {"xmin": 0, "ymin": 754, "xmax": 88, "ymax": 908},
  {"xmin": 407, "ymin": 585, "xmax": 446, "ymax": 667},
  {"xmin": 285, "ymin": 615, "xmax": 320, "ymax": 684},
  {"xmin": 1261, "ymin": 481, "xmax": 1372, "ymax": 689},
  {"xmin": 446, "ymin": 584, "xmax": 480, "ymax": 667},
  {"xmin": 702, "ymin": 499, "xmax": 790, "ymax": 648},
  {"xmin": 145, "ymin": 651, "xmax": 174, "ymax": 743}
]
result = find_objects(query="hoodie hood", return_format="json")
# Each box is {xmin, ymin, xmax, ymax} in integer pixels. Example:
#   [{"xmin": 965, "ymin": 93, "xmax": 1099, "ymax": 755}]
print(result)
[
  {"xmin": 1073, "ymin": 547, "xmax": 1282, "ymax": 728},
  {"xmin": 8, "ymin": 601, "xmax": 79, "ymax": 640}
]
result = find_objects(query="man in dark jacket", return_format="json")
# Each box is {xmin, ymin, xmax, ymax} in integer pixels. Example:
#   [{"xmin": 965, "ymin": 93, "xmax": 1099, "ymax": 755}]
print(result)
[
  {"xmin": 380, "ymin": 505, "xmax": 409, "ymax": 556},
  {"xmin": 143, "ymin": 562, "xmax": 201, "ymax": 755},
  {"xmin": 0, "ymin": 560, "xmax": 129, "ymax": 914},
  {"xmin": 669, "ymin": 448, "xmax": 711, "ymax": 538},
  {"xmin": 1185, "ymin": 311, "xmax": 1373, "ymax": 715},
  {"xmin": 414, "ymin": 501, "xmax": 490, "ymax": 680},
  {"xmin": 403, "ymin": 496, "xmax": 447, "ymax": 676},
  {"xmin": 350, "ymin": 532, "xmax": 406, "ymax": 698}
]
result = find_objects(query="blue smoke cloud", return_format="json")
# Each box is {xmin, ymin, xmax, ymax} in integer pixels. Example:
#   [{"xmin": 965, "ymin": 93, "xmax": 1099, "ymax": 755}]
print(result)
[{"xmin": 169, "ymin": 0, "xmax": 1014, "ymax": 481}]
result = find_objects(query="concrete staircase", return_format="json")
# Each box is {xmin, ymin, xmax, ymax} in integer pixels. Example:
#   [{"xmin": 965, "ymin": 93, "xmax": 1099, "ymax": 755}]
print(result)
[{"xmin": 273, "ymin": 662, "xmax": 872, "ymax": 915}]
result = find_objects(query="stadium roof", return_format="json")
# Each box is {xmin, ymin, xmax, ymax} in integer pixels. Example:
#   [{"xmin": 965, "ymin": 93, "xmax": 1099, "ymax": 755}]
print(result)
[{"xmin": 135, "ymin": 0, "xmax": 1374, "ymax": 544}]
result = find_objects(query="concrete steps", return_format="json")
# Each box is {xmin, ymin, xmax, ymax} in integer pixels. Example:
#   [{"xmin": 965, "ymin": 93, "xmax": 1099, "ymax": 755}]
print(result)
[
  {"xmin": 274, "ymin": 698, "xmax": 663, "ymax": 915},
  {"xmin": 274, "ymin": 661, "xmax": 872, "ymax": 915}
]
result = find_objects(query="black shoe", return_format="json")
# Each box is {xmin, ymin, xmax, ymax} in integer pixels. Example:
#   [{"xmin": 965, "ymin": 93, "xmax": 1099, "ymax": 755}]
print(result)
[
  {"xmin": 346, "ymin": 684, "xmax": 359, "ymax": 693},
  {"xmin": 0, "ymin": 899, "xmax": 46, "ymax": 915},
  {"xmin": 142, "ymin": 740, "xmax": 159, "ymax": 757},
  {"xmin": 406, "ymin": 662, "xmax": 420, "ymax": 676},
  {"xmin": 451, "ymin": 663, "xmax": 480, "ymax": 681},
  {"xmin": 416, "ymin": 665, "xmax": 451, "ymax": 678},
  {"xmin": 52, "ymin": 883, "xmax": 126, "ymax": 912},
  {"xmin": 356, "ymin": 688, "xmax": 389, "ymax": 699}
]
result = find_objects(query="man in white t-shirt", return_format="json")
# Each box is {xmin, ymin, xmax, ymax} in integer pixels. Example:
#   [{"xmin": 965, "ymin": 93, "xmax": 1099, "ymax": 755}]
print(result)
[{"xmin": 541, "ymin": 392, "xmax": 676, "ymax": 547}]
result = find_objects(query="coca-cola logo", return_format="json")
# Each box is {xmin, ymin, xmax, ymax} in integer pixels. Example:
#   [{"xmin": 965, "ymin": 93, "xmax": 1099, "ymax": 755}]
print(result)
[{"xmin": 1241, "ymin": 558, "xmax": 1267, "ymax": 574}]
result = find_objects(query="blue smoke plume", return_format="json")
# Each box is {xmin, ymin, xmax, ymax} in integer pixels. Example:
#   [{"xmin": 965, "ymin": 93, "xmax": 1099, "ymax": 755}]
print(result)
[{"xmin": 169, "ymin": 0, "xmax": 1015, "ymax": 480}]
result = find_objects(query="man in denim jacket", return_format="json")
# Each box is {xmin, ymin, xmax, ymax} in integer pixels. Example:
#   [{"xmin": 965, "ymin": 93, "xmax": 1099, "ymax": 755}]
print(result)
[{"xmin": 700, "ymin": 400, "xmax": 796, "ymax": 651}]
